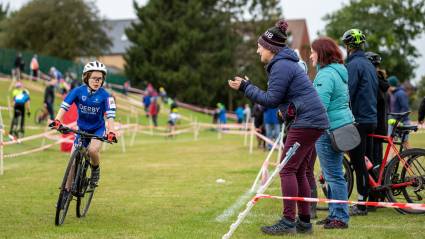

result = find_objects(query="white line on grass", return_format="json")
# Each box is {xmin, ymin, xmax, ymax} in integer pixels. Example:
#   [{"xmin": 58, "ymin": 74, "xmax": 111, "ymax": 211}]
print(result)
[{"xmin": 215, "ymin": 189, "xmax": 254, "ymax": 222}]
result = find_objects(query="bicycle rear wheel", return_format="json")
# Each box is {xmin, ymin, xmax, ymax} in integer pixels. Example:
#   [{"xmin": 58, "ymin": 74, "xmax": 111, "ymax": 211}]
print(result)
[
  {"xmin": 76, "ymin": 156, "xmax": 95, "ymax": 218},
  {"xmin": 34, "ymin": 108, "xmax": 46, "ymax": 125},
  {"xmin": 384, "ymin": 148, "xmax": 425, "ymax": 214},
  {"xmin": 317, "ymin": 155, "xmax": 353, "ymax": 210},
  {"xmin": 55, "ymin": 150, "xmax": 78, "ymax": 226}
]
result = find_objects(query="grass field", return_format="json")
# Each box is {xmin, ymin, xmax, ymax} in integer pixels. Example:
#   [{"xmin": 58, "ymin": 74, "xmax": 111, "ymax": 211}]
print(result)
[{"xmin": 0, "ymin": 78, "xmax": 424, "ymax": 239}]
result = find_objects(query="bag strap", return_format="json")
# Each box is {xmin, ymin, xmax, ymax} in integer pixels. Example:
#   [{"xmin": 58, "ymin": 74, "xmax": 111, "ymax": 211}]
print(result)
[{"xmin": 327, "ymin": 65, "xmax": 355, "ymax": 122}]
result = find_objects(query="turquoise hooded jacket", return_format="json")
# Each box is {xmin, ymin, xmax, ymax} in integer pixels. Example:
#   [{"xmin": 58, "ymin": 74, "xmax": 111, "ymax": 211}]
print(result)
[{"xmin": 313, "ymin": 63, "xmax": 354, "ymax": 131}]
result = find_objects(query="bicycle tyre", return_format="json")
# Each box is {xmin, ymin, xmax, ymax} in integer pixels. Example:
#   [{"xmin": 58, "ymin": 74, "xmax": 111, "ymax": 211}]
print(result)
[
  {"xmin": 76, "ymin": 155, "xmax": 95, "ymax": 218},
  {"xmin": 34, "ymin": 108, "xmax": 46, "ymax": 125},
  {"xmin": 55, "ymin": 150, "xmax": 79, "ymax": 226},
  {"xmin": 317, "ymin": 155, "xmax": 354, "ymax": 210},
  {"xmin": 384, "ymin": 148, "xmax": 425, "ymax": 214}
]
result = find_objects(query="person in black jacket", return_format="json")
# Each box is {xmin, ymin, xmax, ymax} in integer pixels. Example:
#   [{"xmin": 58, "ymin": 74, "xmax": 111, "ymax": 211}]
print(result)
[
  {"xmin": 419, "ymin": 97, "xmax": 425, "ymax": 125},
  {"xmin": 44, "ymin": 78, "xmax": 57, "ymax": 120},
  {"xmin": 365, "ymin": 52, "xmax": 389, "ymax": 167},
  {"xmin": 342, "ymin": 29, "xmax": 378, "ymax": 216}
]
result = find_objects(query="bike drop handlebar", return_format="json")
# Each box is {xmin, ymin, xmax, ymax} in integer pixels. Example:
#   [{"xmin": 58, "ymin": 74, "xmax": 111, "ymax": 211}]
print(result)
[{"xmin": 53, "ymin": 126, "xmax": 117, "ymax": 144}]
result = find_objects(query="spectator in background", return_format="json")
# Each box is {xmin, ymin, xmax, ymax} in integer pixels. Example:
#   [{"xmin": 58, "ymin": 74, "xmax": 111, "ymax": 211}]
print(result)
[
  {"xmin": 243, "ymin": 103, "xmax": 251, "ymax": 123},
  {"xmin": 342, "ymin": 29, "xmax": 378, "ymax": 216},
  {"xmin": 149, "ymin": 97, "xmax": 160, "ymax": 127},
  {"xmin": 365, "ymin": 52, "xmax": 390, "ymax": 171},
  {"xmin": 252, "ymin": 103, "xmax": 265, "ymax": 149},
  {"xmin": 419, "ymin": 97, "xmax": 425, "ymax": 125},
  {"xmin": 168, "ymin": 108, "xmax": 180, "ymax": 137},
  {"xmin": 14, "ymin": 52, "xmax": 24, "ymax": 81},
  {"xmin": 123, "ymin": 80, "xmax": 130, "ymax": 96},
  {"xmin": 235, "ymin": 105, "xmax": 244, "ymax": 124},
  {"xmin": 49, "ymin": 67, "xmax": 63, "ymax": 81},
  {"xmin": 143, "ymin": 94, "xmax": 151, "ymax": 118},
  {"xmin": 168, "ymin": 98, "xmax": 178, "ymax": 112},
  {"xmin": 388, "ymin": 75, "xmax": 410, "ymax": 148},
  {"xmin": 69, "ymin": 72, "xmax": 80, "ymax": 90},
  {"xmin": 9, "ymin": 82, "xmax": 31, "ymax": 138},
  {"xmin": 159, "ymin": 87, "xmax": 168, "ymax": 103},
  {"xmin": 217, "ymin": 103, "xmax": 227, "ymax": 124},
  {"xmin": 212, "ymin": 108, "xmax": 219, "ymax": 124},
  {"xmin": 30, "ymin": 54, "xmax": 39, "ymax": 81},
  {"xmin": 294, "ymin": 49, "xmax": 308, "ymax": 73},
  {"xmin": 44, "ymin": 78, "xmax": 57, "ymax": 121},
  {"xmin": 263, "ymin": 107, "xmax": 280, "ymax": 150}
]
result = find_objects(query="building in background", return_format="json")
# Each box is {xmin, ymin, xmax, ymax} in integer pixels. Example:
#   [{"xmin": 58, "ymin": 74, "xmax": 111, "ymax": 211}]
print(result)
[{"xmin": 99, "ymin": 19, "xmax": 133, "ymax": 72}]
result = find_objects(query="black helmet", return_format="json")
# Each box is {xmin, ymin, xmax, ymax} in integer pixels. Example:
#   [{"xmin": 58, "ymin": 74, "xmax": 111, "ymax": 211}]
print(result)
[
  {"xmin": 365, "ymin": 51, "xmax": 381, "ymax": 66},
  {"xmin": 341, "ymin": 29, "xmax": 366, "ymax": 48}
]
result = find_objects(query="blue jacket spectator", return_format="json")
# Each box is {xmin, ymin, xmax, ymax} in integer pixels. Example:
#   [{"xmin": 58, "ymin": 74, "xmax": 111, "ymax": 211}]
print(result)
[
  {"xmin": 346, "ymin": 50, "xmax": 378, "ymax": 124},
  {"xmin": 388, "ymin": 76, "xmax": 410, "ymax": 122},
  {"xmin": 313, "ymin": 63, "xmax": 354, "ymax": 130},
  {"xmin": 263, "ymin": 107, "xmax": 279, "ymax": 125},
  {"xmin": 235, "ymin": 106, "xmax": 244, "ymax": 124},
  {"xmin": 243, "ymin": 47, "xmax": 329, "ymax": 129}
]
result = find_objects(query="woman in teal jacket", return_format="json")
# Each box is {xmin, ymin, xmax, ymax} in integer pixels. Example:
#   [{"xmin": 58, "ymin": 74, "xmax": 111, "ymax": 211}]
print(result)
[{"xmin": 310, "ymin": 37, "xmax": 354, "ymax": 229}]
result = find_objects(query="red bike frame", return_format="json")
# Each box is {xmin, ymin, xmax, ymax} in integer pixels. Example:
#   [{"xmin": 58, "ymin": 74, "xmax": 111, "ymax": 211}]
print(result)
[{"xmin": 366, "ymin": 133, "xmax": 415, "ymax": 189}]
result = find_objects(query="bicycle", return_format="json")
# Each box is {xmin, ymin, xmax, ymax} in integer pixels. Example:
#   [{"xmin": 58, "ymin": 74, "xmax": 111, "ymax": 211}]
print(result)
[
  {"xmin": 54, "ymin": 126, "xmax": 117, "ymax": 226},
  {"xmin": 318, "ymin": 111, "xmax": 425, "ymax": 214}
]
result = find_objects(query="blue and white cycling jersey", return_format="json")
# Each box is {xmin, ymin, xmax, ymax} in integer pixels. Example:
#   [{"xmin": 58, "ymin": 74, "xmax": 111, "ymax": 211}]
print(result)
[{"xmin": 61, "ymin": 85, "xmax": 116, "ymax": 131}]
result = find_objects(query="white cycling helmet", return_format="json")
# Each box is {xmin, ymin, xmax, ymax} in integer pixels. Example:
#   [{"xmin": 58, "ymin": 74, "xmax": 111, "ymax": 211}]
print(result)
[
  {"xmin": 82, "ymin": 60, "xmax": 107, "ymax": 89},
  {"xmin": 82, "ymin": 60, "xmax": 107, "ymax": 75}
]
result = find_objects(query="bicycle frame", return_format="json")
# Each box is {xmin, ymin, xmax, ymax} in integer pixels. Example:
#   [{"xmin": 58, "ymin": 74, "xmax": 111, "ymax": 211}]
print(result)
[{"xmin": 367, "ymin": 133, "xmax": 415, "ymax": 189}]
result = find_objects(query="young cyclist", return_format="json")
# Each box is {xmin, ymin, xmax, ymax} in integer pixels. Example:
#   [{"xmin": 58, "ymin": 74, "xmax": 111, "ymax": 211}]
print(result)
[{"xmin": 50, "ymin": 60, "xmax": 117, "ymax": 187}]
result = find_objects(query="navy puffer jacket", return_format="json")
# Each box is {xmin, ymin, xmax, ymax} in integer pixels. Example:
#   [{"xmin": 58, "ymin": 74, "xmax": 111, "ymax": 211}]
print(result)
[{"xmin": 243, "ymin": 47, "xmax": 329, "ymax": 129}]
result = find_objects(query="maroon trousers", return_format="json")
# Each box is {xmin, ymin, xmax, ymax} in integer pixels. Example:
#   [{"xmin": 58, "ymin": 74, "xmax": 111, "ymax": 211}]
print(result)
[{"xmin": 280, "ymin": 128, "xmax": 323, "ymax": 221}]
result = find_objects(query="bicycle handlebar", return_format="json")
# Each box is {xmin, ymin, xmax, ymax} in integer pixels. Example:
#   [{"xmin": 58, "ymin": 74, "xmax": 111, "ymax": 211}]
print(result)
[{"xmin": 53, "ymin": 126, "xmax": 117, "ymax": 144}]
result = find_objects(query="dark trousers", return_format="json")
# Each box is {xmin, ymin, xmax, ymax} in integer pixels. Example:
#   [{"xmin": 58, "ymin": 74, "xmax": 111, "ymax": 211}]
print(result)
[
  {"xmin": 151, "ymin": 114, "xmax": 158, "ymax": 127},
  {"xmin": 348, "ymin": 123, "xmax": 376, "ymax": 201},
  {"xmin": 280, "ymin": 128, "xmax": 323, "ymax": 221},
  {"xmin": 10, "ymin": 104, "xmax": 25, "ymax": 136},
  {"xmin": 46, "ymin": 103, "xmax": 55, "ymax": 120}
]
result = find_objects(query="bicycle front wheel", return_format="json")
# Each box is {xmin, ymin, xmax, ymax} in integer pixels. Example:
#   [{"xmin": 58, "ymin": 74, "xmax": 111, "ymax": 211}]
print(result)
[
  {"xmin": 317, "ymin": 155, "xmax": 353, "ymax": 210},
  {"xmin": 76, "ymin": 157, "xmax": 95, "ymax": 218},
  {"xmin": 55, "ymin": 151, "xmax": 78, "ymax": 226},
  {"xmin": 384, "ymin": 148, "xmax": 425, "ymax": 214}
]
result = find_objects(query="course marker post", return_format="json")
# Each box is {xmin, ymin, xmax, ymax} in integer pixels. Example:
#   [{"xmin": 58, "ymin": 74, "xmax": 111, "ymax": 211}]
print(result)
[
  {"xmin": 0, "ymin": 110, "xmax": 4, "ymax": 175},
  {"xmin": 243, "ymin": 117, "xmax": 249, "ymax": 146},
  {"xmin": 249, "ymin": 122, "xmax": 254, "ymax": 154},
  {"xmin": 249, "ymin": 133, "xmax": 282, "ymax": 192},
  {"xmin": 222, "ymin": 142, "xmax": 300, "ymax": 239}
]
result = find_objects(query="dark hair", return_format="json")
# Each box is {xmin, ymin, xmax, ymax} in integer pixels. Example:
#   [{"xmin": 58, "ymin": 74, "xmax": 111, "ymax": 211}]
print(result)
[
  {"xmin": 83, "ymin": 71, "xmax": 105, "ymax": 85},
  {"xmin": 311, "ymin": 37, "xmax": 343, "ymax": 66}
]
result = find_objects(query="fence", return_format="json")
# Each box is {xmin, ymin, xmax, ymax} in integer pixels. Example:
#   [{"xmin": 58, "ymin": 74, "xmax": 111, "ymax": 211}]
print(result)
[{"xmin": 0, "ymin": 47, "xmax": 127, "ymax": 85}]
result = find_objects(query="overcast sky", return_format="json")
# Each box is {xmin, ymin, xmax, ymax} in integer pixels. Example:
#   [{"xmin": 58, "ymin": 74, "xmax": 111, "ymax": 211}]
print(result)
[{"xmin": 6, "ymin": 0, "xmax": 425, "ymax": 83}]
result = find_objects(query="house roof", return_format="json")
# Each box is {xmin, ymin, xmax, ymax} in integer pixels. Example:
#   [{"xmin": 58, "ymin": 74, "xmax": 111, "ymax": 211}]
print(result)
[
  {"xmin": 104, "ymin": 18, "xmax": 310, "ymax": 56},
  {"xmin": 286, "ymin": 19, "xmax": 310, "ymax": 51},
  {"xmin": 104, "ymin": 19, "xmax": 134, "ymax": 55}
]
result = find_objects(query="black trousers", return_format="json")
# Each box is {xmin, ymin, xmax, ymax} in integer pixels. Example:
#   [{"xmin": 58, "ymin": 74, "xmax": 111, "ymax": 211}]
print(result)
[
  {"xmin": 10, "ymin": 104, "xmax": 26, "ymax": 136},
  {"xmin": 348, "ymin": 123, "xmax": 376, "ymax": 201}
]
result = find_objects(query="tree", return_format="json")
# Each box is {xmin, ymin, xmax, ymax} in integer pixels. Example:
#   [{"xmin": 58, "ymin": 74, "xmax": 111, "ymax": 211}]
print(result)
[
  {"xmin": 125, "ymin": 0, "xmax": 282, "ymax": 108},
  {"xmin": 125, "ymin": 0, "xmax": 237, "ymax": 106},
  {"xmin": 323, "ymin": 0, "xmax": 425, "ymax": 81},
  {"xmin": 0, "ymin": 2, "xmax": 10, "ymax": 34},
  {"xmin": 0, "ymin": 0, "xmax": 111, "ymax": 60}
]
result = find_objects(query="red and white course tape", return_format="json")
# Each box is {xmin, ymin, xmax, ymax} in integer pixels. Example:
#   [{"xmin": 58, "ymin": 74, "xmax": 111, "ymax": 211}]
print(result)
[{"xmin": 253, "ymin": 194, "xmax": 425, "ymax": 211}]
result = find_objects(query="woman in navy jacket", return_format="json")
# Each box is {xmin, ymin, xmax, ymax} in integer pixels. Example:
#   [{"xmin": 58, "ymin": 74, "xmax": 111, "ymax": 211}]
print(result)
[{"xmin": 229, "ymin": 19, "xmax": 328, "ymax": 235}]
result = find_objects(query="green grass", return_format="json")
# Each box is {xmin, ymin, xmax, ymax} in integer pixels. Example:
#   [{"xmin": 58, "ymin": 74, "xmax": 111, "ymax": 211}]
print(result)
[{"xmin": 0, "ymin": 77, "xmax": 424, "ymax": 238}]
